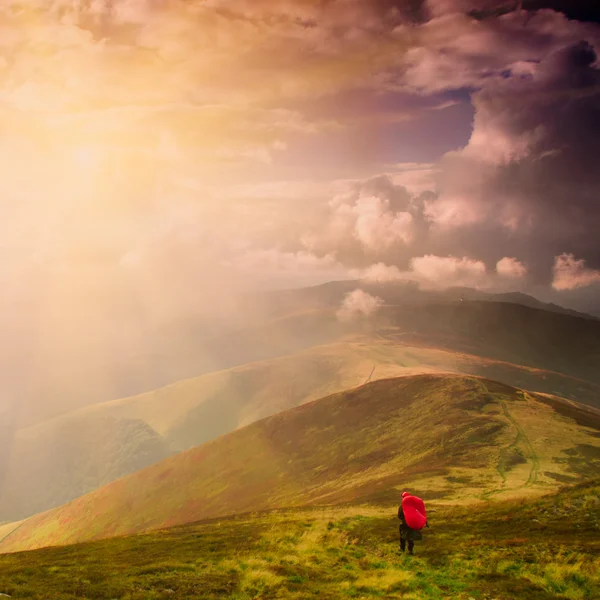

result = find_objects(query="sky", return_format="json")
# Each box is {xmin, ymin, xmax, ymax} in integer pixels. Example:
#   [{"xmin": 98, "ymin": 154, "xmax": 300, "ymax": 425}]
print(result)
[{"xmin": 2, "ymin": 1, "xmax": 600, "ymax": 422}]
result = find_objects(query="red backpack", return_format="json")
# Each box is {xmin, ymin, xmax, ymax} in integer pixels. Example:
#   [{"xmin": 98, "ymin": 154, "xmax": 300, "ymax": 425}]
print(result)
[{"xmin": 402, "ymin": 494, "xmax": 427, "ymax": 530}]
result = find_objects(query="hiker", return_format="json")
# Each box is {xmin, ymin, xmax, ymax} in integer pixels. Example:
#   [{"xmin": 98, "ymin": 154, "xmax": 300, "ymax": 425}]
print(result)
[{"xmin": 398, "ymin": 491, "xmax": 427, "ymax": 555}]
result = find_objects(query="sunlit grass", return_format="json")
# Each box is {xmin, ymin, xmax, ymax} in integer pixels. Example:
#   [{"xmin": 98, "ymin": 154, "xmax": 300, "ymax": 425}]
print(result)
[{"xmin": 0, "ymin": 479, "xmax": 598, "ymax": 599}]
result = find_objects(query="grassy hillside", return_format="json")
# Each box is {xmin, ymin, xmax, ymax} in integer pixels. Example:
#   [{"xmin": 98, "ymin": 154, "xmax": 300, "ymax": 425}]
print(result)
[
  {"xmin": 1, "ymin": 338, "xmax": 381, "ymax": 522},
  {"xmin": 3, "ymin": 325, "xmax": 599, "ymax": 524},
  {"xmin": 2, "ymin": 374, "xmax": 598, "ymax": 554},
  {"xmin": 30, "ymin": 336, "xmax": 600, "ymax": 453},
  {"xmin": 379, "ymin": 301, "xmax": 600, "ymax": 385},
  {"xmin": 0, "ymin": 340, "xmax": 388, "ymax": 522},
  {"xmin": 3, "ymin": 296, "xmax": 599, "ymax": 524},
  {"xmin": 0, "ymin": 479, "xmax": 598, "ymax": 599},
  {"xmin": 13, "ymin": 287, "xmax": 596, "ymax": 434}
]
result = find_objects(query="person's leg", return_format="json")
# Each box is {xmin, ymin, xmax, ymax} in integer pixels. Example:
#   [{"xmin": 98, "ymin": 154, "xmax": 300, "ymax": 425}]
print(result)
[
  {"xmin": 407, "ymin": 540, "xmax": 414, "ymax": 555},
  {"xmin": 399, "ymin": 526, "xmax": 406, "ymax": 551}
]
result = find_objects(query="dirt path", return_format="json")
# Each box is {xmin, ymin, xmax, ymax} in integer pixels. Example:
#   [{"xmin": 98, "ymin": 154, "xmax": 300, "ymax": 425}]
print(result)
[
  {"xmin": 477, "ymin": 381, "xmax": 540, "ymax": 499},
  {"xmin": 0, "ymin": 519, "xmax": 27, "ymax": 550},
  {"xmin": 498, "ymin": 398, "xmax": 540, "ymax": 487},
  {"xmin": 363, "ymin": 366, "xmax": 376, "ymax": 386}
]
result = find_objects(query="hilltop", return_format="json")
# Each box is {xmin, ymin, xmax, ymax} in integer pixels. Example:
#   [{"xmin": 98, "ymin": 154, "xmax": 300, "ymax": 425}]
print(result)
[{"xmin": 1, "ymin": 374, "xmax": 598, "ymax": 554}]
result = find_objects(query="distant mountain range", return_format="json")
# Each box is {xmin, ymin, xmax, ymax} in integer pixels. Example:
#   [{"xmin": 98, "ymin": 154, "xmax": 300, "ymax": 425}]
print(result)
[{"xmin": 264, "ymin": 279, "xmax": 599, "ymax": 321}]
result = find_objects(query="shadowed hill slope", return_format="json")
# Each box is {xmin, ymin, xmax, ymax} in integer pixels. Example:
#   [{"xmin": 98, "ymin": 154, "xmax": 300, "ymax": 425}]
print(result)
[
  {"xmin": 0, "ymin": 417, "xmax": 173, "ymax": 521},
  {"xmin": 1, "ymin": 374, "xmax": 598, "ymax": 554},
  {"xmin": 378, "ymin": 301, "xmax": 600, "ymax": 385}
]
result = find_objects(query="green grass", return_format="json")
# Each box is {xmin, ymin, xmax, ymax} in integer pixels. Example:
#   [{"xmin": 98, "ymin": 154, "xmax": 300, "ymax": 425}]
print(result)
[
  {"xmin": 2, "ymin": 374, "xmax": 599, "ymax": 555},
  {"xmin": 0, "ymin": 479, "xmax": 597, "ymax": 599}
]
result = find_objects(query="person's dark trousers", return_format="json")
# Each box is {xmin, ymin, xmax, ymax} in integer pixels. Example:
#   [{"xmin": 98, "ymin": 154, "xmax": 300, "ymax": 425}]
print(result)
[{"xmin": 399, "ymin": 527, "xmax": 414, "ymax": 554}]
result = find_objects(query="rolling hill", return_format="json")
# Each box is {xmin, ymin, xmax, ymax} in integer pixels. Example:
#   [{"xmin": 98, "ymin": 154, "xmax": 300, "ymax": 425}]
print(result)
[
  {"xmin": 1, "ymin": 374, "xmax": 598, "ymax": 554},
  {"xmin": 378, "ymin": 301, "xmax": 600, "ymax": 385},
  {"xmin": 3, "ymin": 328, "xmax": 599, "ymax": 524},
  {"xmin": 9, "ymin": 282, "xmax": 597, "ymax": 435}
]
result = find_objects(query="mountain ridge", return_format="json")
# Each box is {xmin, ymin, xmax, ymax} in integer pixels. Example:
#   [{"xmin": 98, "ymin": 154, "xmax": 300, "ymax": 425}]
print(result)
[{"xmin": 1, "ymin": 374, "xmax": 598, "ymax": 554}]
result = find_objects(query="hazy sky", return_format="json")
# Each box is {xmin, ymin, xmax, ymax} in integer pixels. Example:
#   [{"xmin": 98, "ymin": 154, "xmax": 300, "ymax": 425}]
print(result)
[{"xmin": 2, "ymin": 1, "xmax": 600, "ymax": 414}]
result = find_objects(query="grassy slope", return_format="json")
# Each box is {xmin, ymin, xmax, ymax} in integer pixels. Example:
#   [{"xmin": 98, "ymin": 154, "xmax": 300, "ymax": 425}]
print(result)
[
  {"xmin": 0, "ymin": 339, "xmax": 393, "ymax": 522},
  {"xmin": 0, "ymin": 479, "xmax": 598, "ymax": 600},
  {"xmin": 25, "ymin": 335, "xmax": 600, "ymax": 454},
  {"xmin": 2, "ymin": 374, "xmax": 599, "ymax": 554},
  {"xmin": 7, "ymin": 334, "xmax": 597, "ymax": 524},
  {"xmin": 0, "ymin": 339, "xmax": 387, "ymax": 522},
  {"xmin": 380, "ymin": 301, "xmax": 600, "ymax": 386}
]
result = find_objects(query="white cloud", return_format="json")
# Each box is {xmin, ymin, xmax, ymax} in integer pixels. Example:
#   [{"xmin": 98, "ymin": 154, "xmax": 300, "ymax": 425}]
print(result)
[
  {"xmin": 384, "ymin": 163, "xmax": 439, "ymax": 194},
  {"xmin": 360, "ymin": 255, "xmax": 530, "ymax": 290},
  {"xmin": 552, "ymin": 254, "xmax": 600, "ymax": 291},
  {"xmin": 497, "ymin": 257, "xmax": 527, "ymax": 278},
  {"xmin": 360, "ymin": 262, "xmax": 404, "ymax": 283},
  {"xmin": 409, "ymin": 254, "xmax": 488, "ymax": 289},
  {"xmin": 356, "ymin": 255, "xmax": 491, "ymax": 290},
  {"xmin": 303, "ymin": 176, "xmax": 420, "ymax": 263},
  {"xmin": 337, "ymin": 289, "xmax": 383, "ymax": 322}
]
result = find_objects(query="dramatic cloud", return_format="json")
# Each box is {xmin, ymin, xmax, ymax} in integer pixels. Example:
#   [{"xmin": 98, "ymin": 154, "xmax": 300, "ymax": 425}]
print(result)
[
  {"xmin": 361, "ymin": 262, "xmax": 405, "ymax": 283},
  {"xmin": 425, "ymin": 38, "xmax": 600, "ymax": 283},
  {"xmin": 552, "ymin": 254, "xmax": 600, "ymax": 291},
  {"xmin": 299, "ymin": 174, "xmax": 435, "ymax": 270},
  {"xmin": 391, "ymin": 8, "xmax": 599, "ymax": 93}
]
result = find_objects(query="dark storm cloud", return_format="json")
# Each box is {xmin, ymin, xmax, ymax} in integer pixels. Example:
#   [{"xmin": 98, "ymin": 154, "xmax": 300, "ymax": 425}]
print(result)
[
  {"xmin": 469, "ymin": 1, "xmax": 600, "ymax": 25},
  {"xmin": 425, "ymin": 39, "xmax": 600, "ymax": 284}
]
